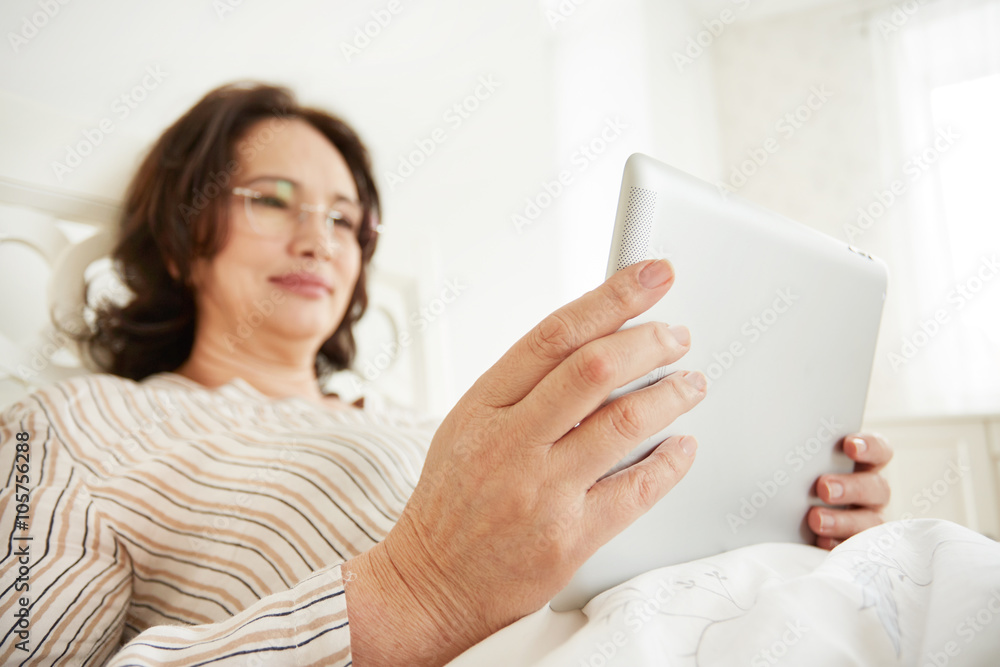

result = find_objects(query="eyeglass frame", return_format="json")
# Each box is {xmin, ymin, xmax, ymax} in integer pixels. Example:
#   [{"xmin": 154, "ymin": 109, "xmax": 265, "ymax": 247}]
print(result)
[{"xmin": 229, "ymin": 182, "xmax": 382, "ymax": 243}]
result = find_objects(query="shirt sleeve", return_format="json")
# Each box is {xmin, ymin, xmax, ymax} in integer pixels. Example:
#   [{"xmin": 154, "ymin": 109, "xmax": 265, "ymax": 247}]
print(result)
[
  {"xmin": 106, "ymin": 565, "xmax": 351, "ymax": 667},
  {"xmin": 1, "ymin": 397, "xmax": 354, "ymax": 666}
]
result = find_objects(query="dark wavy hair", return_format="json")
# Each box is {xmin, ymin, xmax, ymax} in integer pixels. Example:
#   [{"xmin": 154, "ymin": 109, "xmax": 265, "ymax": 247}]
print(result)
[{"xmin": 61, "ymin": 81, "xmax": 381, "ymax": 385}]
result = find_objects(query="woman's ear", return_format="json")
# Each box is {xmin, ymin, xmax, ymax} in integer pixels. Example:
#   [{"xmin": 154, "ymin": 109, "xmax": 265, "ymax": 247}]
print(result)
[{"xmin": 166, "ymin": 258, "xmax": 194, "ymax": 287}]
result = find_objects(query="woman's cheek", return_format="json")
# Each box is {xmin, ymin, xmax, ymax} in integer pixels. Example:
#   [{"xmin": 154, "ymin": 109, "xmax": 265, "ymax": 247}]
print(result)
[{"xmin": 340, "ymin": 250, "xmax": 362, "ymax": 286}]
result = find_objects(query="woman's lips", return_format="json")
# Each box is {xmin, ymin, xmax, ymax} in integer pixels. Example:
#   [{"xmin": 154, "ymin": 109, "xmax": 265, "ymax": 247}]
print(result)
[{"xmin": 269, "ymin": 273, "xmax": 332, "ymax": 298}]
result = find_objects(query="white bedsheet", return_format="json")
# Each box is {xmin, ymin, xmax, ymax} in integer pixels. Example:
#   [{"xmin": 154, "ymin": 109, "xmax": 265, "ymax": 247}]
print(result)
[{"xmin": 448, "ymin": 519, "xmax": 1000, "ymax": 666}]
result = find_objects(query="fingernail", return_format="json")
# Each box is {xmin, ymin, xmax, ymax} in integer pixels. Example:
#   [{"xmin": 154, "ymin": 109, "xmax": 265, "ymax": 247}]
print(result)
[
  {"xmin": 679, "ymin": 435, "xmax": 697, "ymax": 457},
  {"xmin": 683, "ymin": 371, "xmax": 707, "ymax": 392},
  {"xmin": 852, "ymin": 437, "xmax": 867, "ymax": 455},
  {"xmin": 826, "ymin": 480, "xmax": 844, "ymax": 500},
  {"xmin": 668, "ymin": 324, "xmax": 690, "ymax": 346},
  {"xmin": 818, "ymin": 511, "xmax": 832, "ymax": 531},
  {"xmin": 639, "ymin": 260, "xmax": 672, "ymax": 289}
]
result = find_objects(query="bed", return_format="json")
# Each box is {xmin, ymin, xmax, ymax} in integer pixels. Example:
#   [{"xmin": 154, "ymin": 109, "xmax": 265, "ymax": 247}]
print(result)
[
  {"xmin": 0, "ymin": 176, "xmax": 428, "ymax": 414},
  {"xmin": 447, "ymin": 519, "xmax": 1000, "ymax": 665},
  {"xmin": 3, "ymin": 179, "xmax": 999, "ymax": 666}
]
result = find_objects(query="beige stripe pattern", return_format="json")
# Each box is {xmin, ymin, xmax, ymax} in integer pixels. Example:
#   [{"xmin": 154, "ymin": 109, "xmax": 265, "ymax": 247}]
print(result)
[{"xmin": 0, "ymin": 372, "xmax": 435, "ymax": 665}]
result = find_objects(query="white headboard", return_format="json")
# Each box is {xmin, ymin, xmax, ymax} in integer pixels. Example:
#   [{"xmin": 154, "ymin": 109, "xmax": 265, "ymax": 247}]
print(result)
[{"xmin": 0, "ymin": 177, "xmax": 427, "ymax": 413}]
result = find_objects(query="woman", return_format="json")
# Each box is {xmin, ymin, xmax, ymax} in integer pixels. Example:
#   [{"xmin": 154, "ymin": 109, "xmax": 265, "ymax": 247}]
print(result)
[{"xmin": 0, "ymin": 82, "xmax": 892, "ymax": 666}]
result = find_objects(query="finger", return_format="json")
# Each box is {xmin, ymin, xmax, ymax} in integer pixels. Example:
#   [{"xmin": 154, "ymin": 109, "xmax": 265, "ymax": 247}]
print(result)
[
  {"xmin": 554, "ymin": 370, "xmax": 707, "ymax": 482},
  {"xmin": 807, "ymin": 506, "xmax": 884, "ymax": 541},
  {"xmin": 512, "ymin": 320, "xmax": 694, "ymax": 445},
  {"xmin": 816, "ymin": 471, "xmax": 891, "ymax": 508},
  {"xmin": 584, "ymin": 435, "xmax": 699, "ymax": 547},
  {"xmin": 469, "ymin": 259, "xmax": 676, "ymax": 408},
  {"xmin": 814, "ymin": 536, "xmax": 843, "ymax": 550},
  {"xmin": 843, "ymin": 432, "xmax": 893, "ymax": 472}
]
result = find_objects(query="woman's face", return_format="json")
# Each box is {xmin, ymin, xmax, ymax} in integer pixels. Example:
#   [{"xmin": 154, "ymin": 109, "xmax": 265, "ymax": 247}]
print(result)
[{"xmin": 189, "ymin": 117, "xmax": 364, "ymax": 353}]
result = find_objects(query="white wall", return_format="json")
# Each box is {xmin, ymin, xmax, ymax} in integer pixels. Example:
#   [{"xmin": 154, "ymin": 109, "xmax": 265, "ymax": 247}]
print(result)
[
  {"xmin": 685, "ymin": 0, "xmax": 1000, "ymax": 535},
  {"xmin": 707, "ymin": 0, "xmax": 941, "ymax": 421},
  {"xmin": 4, "ymin": 0, "xmax": 998, "ymax": 530},
  {"xmin": 0, "ymin": 0, "xmax": 720, "ymax": 417}
]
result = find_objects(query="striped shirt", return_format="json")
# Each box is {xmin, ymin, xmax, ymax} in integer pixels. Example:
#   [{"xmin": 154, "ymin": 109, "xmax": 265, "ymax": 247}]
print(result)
[{"xmin": 0, "ymin": 371, "xmax": 436, "ymax": 665}]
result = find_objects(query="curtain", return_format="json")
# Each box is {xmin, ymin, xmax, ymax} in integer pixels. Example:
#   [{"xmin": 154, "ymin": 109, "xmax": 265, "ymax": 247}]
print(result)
[{"xmin": 866, "ymin": 0, "xmax": 1000, "ymax": 416}]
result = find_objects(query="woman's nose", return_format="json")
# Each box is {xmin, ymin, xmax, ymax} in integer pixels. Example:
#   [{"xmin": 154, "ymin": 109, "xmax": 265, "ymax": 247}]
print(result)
[{"xmin": 292, "ymin": 208, "xmax": 339, "ymax": 260}]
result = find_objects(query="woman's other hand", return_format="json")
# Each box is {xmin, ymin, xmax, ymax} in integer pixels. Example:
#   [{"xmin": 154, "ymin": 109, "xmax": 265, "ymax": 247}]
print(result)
[
  {"xmin": 807, "ymin": 432, "xmax": 894, "ymax": 549},
  {"xmin": 345, "ymin": 259, "xmax": 707, "ymax": 666}
]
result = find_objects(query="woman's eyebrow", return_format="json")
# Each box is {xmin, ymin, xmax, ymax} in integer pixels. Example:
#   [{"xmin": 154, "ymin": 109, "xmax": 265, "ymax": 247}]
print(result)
[{"xmin": 244, "ymin": 174, "xmax": 361, "ymax": 206}]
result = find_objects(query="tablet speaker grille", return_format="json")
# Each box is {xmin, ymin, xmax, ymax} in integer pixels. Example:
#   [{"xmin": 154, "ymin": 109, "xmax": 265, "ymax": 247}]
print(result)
[{"xmin": 617, "ymin": 186, "xmax": 657, "ymax": 271}]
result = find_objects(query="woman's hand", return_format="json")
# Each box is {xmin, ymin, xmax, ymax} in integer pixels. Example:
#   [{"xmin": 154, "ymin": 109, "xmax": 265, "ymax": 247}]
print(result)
[
  {"xmin": 807, "ymin": 432, "xmax": 894, "ymax": 549},
  {"xmin": 344, "ymin": 259, "xmax": 707, "ymax": 666}
]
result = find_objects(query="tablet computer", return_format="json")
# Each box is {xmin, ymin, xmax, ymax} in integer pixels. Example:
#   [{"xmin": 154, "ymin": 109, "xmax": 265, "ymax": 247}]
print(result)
[{"xmin": 549, "ymin": 153, "xmax": 887, "ymax": 611}]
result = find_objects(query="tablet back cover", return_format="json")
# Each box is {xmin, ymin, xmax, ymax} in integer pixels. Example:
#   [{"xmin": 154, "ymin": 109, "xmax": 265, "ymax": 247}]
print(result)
[{"xmin": 550, "ymin": 153, "xmax": 887, "ymax": 611}]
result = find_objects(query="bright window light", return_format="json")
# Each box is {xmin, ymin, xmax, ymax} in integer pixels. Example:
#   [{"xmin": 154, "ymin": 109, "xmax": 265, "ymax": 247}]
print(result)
[
  {"xmin": 930, "ymin": 73, "xmax": 1000, "ymax": 275},
  {"xmin": 929, "ymin": 73, "xmax": 1000, "ymax": 351}
]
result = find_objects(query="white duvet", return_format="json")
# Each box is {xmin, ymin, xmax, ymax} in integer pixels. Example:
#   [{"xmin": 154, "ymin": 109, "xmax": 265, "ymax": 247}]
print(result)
[{"xmin": 448, "ymin": 519, "xmax": 1000, "ymax": 666}]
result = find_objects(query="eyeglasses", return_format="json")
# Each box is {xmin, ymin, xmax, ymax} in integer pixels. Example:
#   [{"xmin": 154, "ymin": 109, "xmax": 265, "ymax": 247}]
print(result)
[{"xmin": 231, "ymin": 177, "xmax": 374, "ymax": 246}]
